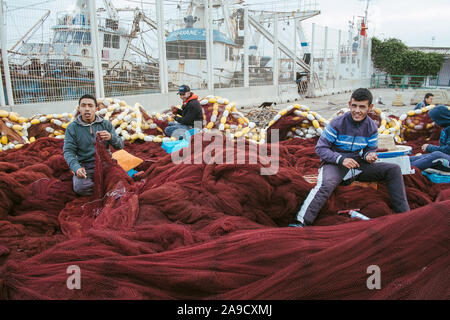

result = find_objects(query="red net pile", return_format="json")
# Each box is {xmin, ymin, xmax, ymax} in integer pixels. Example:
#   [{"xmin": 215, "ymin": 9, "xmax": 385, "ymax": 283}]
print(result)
[{"xmin": 0, "ymin": 133, "xmax": 448, "ymax": 299}]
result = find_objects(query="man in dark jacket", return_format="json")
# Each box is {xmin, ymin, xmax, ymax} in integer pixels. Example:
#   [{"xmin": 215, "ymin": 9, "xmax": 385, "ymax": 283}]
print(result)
[
  {"xmin": 63, "ymin": 94, "xmax": 124, "ymax": 196},
  {"xmin": 165, "ymin": 85, "xmax": 203, "ymax": 139},
  {"xmin": 409, "ymin": 105, "xmax": 450, "ymax": 172},
  {"xmin": 290, "ymin": 88, "xmax": 410, "ymax": 227}
]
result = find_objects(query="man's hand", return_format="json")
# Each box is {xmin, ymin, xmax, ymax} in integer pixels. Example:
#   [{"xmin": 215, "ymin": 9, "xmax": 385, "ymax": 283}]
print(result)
[
  {"xmin": 97, "ymin": 130, "xmax": 111, "ymax": 141},
  {"xmin": 421, "ymin": 144, "xmax": 429, "ymax": 152},
  {"xmin": 342, "ymin": 158, "xmax": 360, "ymax": 169},
  {"xmin": 171, "ymin": 105, "xmax": 178, "ymax": 114},
  {"xmin": 76, "ymin": 167, "xmax": 87, "ymax": 179},
  {"xmin": 365, "ymin": 152, "xmax": 378, "ymax": 164}
]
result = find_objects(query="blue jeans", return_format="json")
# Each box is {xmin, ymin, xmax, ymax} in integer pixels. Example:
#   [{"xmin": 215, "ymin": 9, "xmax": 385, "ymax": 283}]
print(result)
[
  {"xmin": 409, "ymin": 151, "xmax": 450, "ymax": 170},
  {"xmin": 164, "ymin": 123, "xmax": 191, "ymax": 139}
]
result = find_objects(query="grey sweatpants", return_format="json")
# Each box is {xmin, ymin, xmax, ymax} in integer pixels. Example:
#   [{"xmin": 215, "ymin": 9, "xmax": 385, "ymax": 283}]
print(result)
[
  {"xmin": 296, "ymin": 161, "xmax": 410, "ymax": 225},
  {"xmin": 72, "ymin": 161, "xmax": 95, "ymax": 196}
]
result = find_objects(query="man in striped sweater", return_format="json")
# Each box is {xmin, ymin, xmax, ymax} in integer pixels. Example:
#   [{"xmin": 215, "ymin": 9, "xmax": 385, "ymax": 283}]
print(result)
[{"xmin": 290, "ymin": 88, "xmax": 410, "ymax": 227}]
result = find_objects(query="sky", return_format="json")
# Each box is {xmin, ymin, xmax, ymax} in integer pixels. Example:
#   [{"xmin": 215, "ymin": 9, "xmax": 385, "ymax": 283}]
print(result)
[
  {"xmin": 4, "ymin": 0, "xmax": 450, "ymax": 48},
  {"xmin": 306, "ymin": 0, "xmax": 450, "ymax": 47}
]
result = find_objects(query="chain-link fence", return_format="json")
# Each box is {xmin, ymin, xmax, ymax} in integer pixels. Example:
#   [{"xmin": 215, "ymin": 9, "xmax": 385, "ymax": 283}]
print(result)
[
  {"xmin": 303, "ymin": 22, "xmax": 372, "ymax": 96},
  {"xmin": 3, "ymin": 0, "xmax": 161, "ymax": 105},
  {"xmin": 1, "ymin": 0, "xmax": 371, "ymax": 106}
]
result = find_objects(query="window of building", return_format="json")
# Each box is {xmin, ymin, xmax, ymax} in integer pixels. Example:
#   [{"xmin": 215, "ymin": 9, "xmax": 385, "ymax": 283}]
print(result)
[
  {"xmin": 166, "ymin": 41, "xmax": 207, "ymax": 60},
  {"xmin": 112, "ymin": 35, "xmax": 120, "ymax": 49},
  {"xmin": 73, "ymin": 31, "xmax": 84, "ymax": 44},
  {"xmin": 66, "ymin": 31, "xmax": 74, "ymax": 43},
  {"xmin": 82, "ymin": 32, "xmax": 91, "ymax": 45},
  {"xmin": 54, "ymin": 31, "xmax": 68, "ymax": 43},
  {"xmin": 103, "ymin": 33, "xmax": 112, "ymax": 48}
]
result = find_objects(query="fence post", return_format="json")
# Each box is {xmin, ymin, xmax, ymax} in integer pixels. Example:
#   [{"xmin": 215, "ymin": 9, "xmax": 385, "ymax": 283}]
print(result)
[
  {"xmin": 307, "ymin": 23, "xmax": 315, "ymax": 97},
  {"xmin": 0, "ymin": 0, "xmax": 14, "ymax": 106},
  {"xmin": 156, "ymin": 0, "xmax": 168, "ymax": 93},
  {"xmin": 323, "ymin": 26, "xmax": 328, "ymax": 83},
  {"xmin": 205, "ymin": 0, "xmax": 214, "ymax": 91},
  {"xmin": 88, "ymin": 0, "xmax": 104, "ymax": 98},
  {"xmin": 273, "ymin": 13, "xmax": 279, "ymax": 88},
  {"xmin": 0, "ymin": 64, "xmax": 5, "ymax": 106},
  {"xmin": 366, "ymin": 37, "xmax": 372, "ymax": 84},
  {"xmin": 243, "ymin": 7, "xmax": 249, "ymax": 88},
  {"xmin": 293, "ymin": 18, "xmax": 297, "ymax": 82},
  {"xmin": 336, "ymin": 29, "xmax": 341, "ymax": 91}
]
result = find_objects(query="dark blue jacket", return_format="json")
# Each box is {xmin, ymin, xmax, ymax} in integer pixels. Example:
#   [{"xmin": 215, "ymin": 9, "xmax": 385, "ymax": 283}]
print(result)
[
  {"xmin": 316, "ymin": 112, "xmax": 378, "ymax": 165},
  {"xmin": 426, "ymin": 105, "xmax": 450, "ymax": 155}
]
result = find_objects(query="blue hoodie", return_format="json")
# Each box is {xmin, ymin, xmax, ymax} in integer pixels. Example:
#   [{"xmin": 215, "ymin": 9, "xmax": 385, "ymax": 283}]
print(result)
[
  {"xmin": 426, "ymin": 105, "xmax": 450, "ymax": 155},
  {"xmin": 316, "ymin": 111, "xmax": 378, "ymax": 165}
]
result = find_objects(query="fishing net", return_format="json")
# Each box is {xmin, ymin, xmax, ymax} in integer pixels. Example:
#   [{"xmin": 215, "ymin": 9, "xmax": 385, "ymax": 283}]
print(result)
[
  {"xmin": 0, "ymin": 130, "xmax": 448, "ymax": 299},
  {"xmin": 398, "ymin": 107, "xmax": 442, "ymax": 143}
]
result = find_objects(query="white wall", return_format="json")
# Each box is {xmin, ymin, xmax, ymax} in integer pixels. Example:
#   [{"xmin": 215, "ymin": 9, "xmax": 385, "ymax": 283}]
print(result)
[{"xmin": 9, "ymin": 84, "xmax": 301, "ymax": 117}]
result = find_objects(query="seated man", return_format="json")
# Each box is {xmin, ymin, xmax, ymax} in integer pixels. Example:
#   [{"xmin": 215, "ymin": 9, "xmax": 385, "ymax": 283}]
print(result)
[
  {"xmin": 410, "ymin": 105, "xmax": 450, "ymax": 173},
  {"xmin": 165, "ymin": 85, "xmax": 203, "ymax": 139},
  {"xmin": 414, "ymin": 93, "xmax": 433, "ymax": 110},
  {"xmin": 290, "ymin": 88, "xmax": 410, "ymax": 227},
  {"xmin": 63, "ymin": 94, "xmax": 124, "ymax": 196}
]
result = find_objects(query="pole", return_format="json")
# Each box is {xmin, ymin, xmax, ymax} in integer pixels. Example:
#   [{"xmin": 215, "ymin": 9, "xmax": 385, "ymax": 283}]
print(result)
[
  {"xmin": 205, "ymin": 0, "xmax": 214, "ymax": 91},
  {"xmin": 323, "ymin": 26, "xmax": 328, "ymax": 82},
  {"xmin": 273, "ymin": 13, "xmax": 278, "ymax": 87},
  {"xmin": 293, "ymin": 18, "xmax": 297, "ymax": 82},
  {"xmin": 243, "ymin": 7, "xmax": 249, "ymax": 88},
  {"xmin": 0, "ymin": 60, "xmax": 5, "ymax": 106},
  {"xmin": 337, "ymin": 29, "xmax": 341, "ymax": 89},
  {"xmin": 308, "ymin": 23, "xmax": 315, "ymax": 97},
  {"xmin": 156, "ymin": 0, "xmax": 168, "ymax": 93},
  {"xmin": 0, "ymin": 0, "xmax": 14, "ymax": 106},
  {"xmin": 366, "ymin": 36, "xmax": 372, "ymax": 86},
  {"xmin": 88, "ymin": 0, "xmax": 104, "ymax": 98}
]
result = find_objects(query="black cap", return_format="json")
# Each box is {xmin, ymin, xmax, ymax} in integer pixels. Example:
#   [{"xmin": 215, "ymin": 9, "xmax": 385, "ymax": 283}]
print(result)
[{"xmin": 177, "ymin": 85, "xmax": 190, "ymax": 95}]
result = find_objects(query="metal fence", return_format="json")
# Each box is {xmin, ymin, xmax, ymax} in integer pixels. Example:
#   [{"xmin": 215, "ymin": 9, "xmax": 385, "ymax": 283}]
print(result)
[
  {"xmin": 0, "ymin": 0, "xmax": 370, "ymax": 106},
  {"xmin": 304, "ymin": 22, "xmax": 373, "ymax": 96},
  {"xmin": 371, "ymin": 74, "xmax": 440, "ymax": 90}
]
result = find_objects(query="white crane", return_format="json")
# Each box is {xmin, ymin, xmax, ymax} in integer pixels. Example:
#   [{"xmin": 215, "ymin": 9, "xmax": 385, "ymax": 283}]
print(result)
[{"xmin": 103, "ymin": 0, "xmax": 119, "ymax": 21}]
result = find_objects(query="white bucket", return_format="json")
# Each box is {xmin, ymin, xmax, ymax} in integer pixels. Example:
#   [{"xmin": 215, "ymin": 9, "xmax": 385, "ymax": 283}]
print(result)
[{"xmin": 376, "ymin": 155, "xmax": 415, "ymax": 175}]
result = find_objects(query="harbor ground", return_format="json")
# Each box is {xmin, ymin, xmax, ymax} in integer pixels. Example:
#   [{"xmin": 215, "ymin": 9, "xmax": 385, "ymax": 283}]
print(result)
[{"xmin": 242, "ymin": 88, "xmax": 450, "ymax": 119}]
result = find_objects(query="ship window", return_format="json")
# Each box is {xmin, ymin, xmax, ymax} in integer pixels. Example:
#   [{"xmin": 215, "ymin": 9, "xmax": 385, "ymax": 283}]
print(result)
[
  {"xmin": 112, "ymin": 35, "xmax": 120, "ymax": 49},
  {"xmin": 53, "ymin": 32, "xmax": 61, "ymax": 43},
  {"xmin": 103, "ymin": 33, "xmax": 112, "ymax": 48},
  {"xmin": 82, "ymin": 32, "xmax": 91, "ymax": 45},
  {"xmin": 73, "ymin": 31, "xmax": 84, "ymax": 44},
  {"xmin": 54, "ymin": 31, "xmax": 67, "ymax": 43},
  {"xmin": 66, "ymin": 31, "xmax": 74, "ymax": 43},
  {"xmin": 166, "ymin": 41, "xmax": 206, "ymax": 60}
]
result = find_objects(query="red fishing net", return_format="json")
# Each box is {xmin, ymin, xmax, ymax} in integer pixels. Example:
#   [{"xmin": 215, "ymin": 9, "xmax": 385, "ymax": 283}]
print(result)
[{"xmin": 0, "ymin": 133, "xmax": 448, "ymax": 299}]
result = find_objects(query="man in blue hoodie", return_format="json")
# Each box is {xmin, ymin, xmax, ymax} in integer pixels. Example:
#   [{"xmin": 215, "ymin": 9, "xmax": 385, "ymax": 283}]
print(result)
[
  {"xmin": 290, "ymin": 88, "xmax": 410, "ymax": 227},
  {"xmin": 63, "ymin": 94, "xmax": 124, "ymax": 196},
  {"xmin": 409, "ymin": 105, "xmax": 450, "ymax": 172}
]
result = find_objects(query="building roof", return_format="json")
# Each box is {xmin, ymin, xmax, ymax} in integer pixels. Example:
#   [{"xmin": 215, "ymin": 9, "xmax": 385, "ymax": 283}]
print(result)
[
  {"xmin": 409, "ymin": 47, "xmax": 450, "ymax": 56},
  {"xmin": 166, "ymin": 28, "xmax": 236, "ymax": 46}
]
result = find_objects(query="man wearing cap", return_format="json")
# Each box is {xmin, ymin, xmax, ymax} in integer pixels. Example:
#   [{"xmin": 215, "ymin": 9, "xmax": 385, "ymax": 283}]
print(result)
[{"xmin": 165, "ymin": 85, "xmax": 203, "ymax": 139}]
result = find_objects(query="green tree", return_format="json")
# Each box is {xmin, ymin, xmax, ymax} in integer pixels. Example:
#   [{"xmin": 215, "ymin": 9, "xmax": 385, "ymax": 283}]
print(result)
[{"xmin": 371, "ymin": 37, "xmax": 445, "ymax": 79}]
